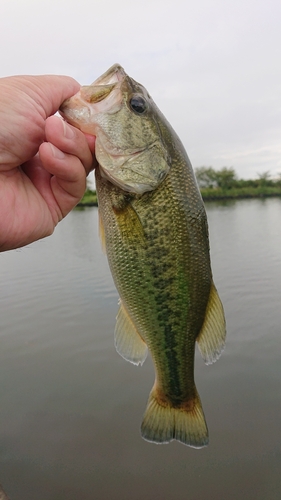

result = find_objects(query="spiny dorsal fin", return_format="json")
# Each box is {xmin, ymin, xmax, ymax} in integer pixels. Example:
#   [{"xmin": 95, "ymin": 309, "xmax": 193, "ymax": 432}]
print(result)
[
  {"xmin": 114, "ymin": 300, "xmax": 148, "ymax": 366},
  {"xmin": 196, "ymin": 282, "xmax": 226, "ymax": 365}
]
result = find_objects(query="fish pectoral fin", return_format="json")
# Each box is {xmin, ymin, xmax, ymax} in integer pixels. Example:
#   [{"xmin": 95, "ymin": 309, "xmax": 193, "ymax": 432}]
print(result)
[
  {"xmin": 114, "ymin": 300, "xmax": 148, "ymax": 366},
  {"xmin": 141, "ymin": 384, "xmax": 208, "ymax": 448},
  {"xmin": 98, "ymin": 209, "xmax": 107, "ymax": 254},
  {"xmin": 114, "ymin": 203, "xmax": 145, "ymax": 245},
  {"xmin": 196, "ymin": 282, "xmax": 226, "ymax": 365}
]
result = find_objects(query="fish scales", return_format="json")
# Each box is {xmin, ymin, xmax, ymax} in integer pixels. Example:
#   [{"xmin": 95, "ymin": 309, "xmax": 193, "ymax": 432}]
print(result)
[
  {"xmin": 60, "ymin": 64, "xmax": 226, "ymax": 448},
  {"xmin": 97, "ymin": 146, "xmax": 211, "ymax": 401}
]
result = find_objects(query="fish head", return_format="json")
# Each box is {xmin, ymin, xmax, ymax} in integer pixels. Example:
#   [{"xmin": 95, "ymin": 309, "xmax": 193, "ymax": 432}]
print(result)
[{"xmin": 59, "ymin": 64, "xmax": 170, "ymax": 194}]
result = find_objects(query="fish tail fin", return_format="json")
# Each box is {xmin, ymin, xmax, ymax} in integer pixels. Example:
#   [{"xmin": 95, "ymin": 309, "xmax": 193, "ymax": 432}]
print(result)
[{"xmin": 141, "ymin": 384, "xmax": 208, "ymax": 448}]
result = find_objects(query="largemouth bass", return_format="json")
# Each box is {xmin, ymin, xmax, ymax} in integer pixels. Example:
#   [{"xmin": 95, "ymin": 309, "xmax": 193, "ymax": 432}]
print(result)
[{"xmin": 60, "ymin": 64, "xmax": 226, "ymax": 448}]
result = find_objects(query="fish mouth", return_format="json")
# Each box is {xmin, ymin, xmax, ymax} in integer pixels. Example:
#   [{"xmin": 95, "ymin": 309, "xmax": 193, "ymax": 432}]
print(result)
[
  {"xmin": 80, "ymin": 64, "xmax": 126, "ymax": 107},
  {"xmin": 91, "ymin": 63, "xmax": 126, "ymax": 86},
  {"xmin": 59, "ymin": 64, "xmax": 126, "ymax": 131}
]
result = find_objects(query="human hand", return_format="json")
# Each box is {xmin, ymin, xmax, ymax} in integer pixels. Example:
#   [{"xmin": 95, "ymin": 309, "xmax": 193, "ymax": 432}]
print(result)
[{"xmin": 0, "ymin": 75, "xmax": 96, "ymax": 252}]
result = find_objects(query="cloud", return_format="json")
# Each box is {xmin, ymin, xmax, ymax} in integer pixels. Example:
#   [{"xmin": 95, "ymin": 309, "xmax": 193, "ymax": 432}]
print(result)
[{"xmin": 1, "ymin": 0, "xmax": 280, "ymax": 179}]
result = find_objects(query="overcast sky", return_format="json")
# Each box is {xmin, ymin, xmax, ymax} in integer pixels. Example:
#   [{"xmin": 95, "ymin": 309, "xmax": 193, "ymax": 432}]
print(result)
[{"xmin": 1, "ymin": 0, "xmax": 280, "ymax": 179}]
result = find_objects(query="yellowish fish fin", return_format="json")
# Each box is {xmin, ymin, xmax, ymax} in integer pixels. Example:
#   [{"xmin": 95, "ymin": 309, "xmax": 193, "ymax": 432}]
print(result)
[
  {"xmin": 114, "ymin": 300, "xmax": 148, "ymax": 366},
  {"xmin": 141, "ymin": 384, "xmax": 208, "ymax": 448},
  {"xmin": 196, "ymin": 282, "xmax": 226, "ymax": 365},
  {"xmin": 98, "ymin": 210, "xmax": 106, "ymax": 253},
  {"xmin": 114, "ymin": 203, "xmax": 145, "ymax": 246}
]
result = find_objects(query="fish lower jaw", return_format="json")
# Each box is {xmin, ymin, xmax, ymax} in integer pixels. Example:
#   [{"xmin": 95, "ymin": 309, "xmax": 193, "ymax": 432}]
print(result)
[{"xmin": 59, "ymin": 107, "xmax": 93, "ymax": 131}]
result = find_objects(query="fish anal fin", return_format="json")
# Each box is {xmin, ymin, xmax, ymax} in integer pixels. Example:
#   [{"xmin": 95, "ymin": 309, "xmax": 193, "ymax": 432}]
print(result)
[
  {"xmin": 197, "ymin": 282, "xmax": 226, "ymax": 365},
  {"xmin": 114, "ymin": 300, "xmax": 148, "ymax": 366},
  {"xmin": 141, "ymin": 384, "xmax": 208, "ymax": 448},
  {"xmin": 98, "ymin": 209, "xmax": 106, "ymax": 254}
]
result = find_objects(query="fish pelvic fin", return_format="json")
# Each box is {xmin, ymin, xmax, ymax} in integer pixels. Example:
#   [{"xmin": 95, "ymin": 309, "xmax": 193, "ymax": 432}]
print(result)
[
  {"xmin": 196, "ymin": 282, "xmax": 226, "ymax": 365},
  {"xmin": 141, "ymin": 385, "xmax": 208, "ymax": 448},
  {"xmin": 114, "ymin": 300, "xmax": 148, "ymax": 366}
]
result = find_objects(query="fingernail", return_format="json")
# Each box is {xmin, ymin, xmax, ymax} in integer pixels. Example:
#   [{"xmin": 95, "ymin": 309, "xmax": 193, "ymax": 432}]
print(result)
[
  {"xmin": 62, "ymin": 120, "xmax": 75, "ymax": 139},
  {"xmin": 50, "ymin": 144, "xmax": 65, "ymax": 159}
]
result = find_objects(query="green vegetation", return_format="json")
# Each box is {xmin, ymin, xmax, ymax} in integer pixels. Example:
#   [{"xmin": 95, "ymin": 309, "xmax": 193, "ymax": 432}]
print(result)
[
  {"xmin": 195, "ymin": 167, "xmax": 281, "ymax": 200},
  {"xmin": 200, "ymin": 185, "xmax": 281, "ymax": 200},
  {"xmin": 78, "ymin": 168, "xmax": 281, "ymax": 206},
  {"xmin": 77, "ymin": 189, "xmax": 98, "ymax": 206}
]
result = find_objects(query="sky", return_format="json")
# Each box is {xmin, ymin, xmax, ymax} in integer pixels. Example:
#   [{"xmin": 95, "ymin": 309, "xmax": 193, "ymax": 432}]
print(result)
[{"xmin": 1, "ymin": 0, "xmax": 280, "ymax": 180}]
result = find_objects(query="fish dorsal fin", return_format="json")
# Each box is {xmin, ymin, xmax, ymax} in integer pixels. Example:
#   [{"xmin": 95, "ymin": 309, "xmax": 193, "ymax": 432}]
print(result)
[
  {"xmin": 114, "ymin": 300, "xmax": 148, "ymax": 366},
  {"xmin": 98, "ymin": 209, "xmax": 106, "ymax": 253},
  {"xmin": 196, "ymin": 282, "xmax": 226, "ymax": 365}
]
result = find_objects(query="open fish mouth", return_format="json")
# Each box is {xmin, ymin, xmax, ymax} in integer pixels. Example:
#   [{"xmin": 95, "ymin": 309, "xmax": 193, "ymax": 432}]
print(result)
[
  {"xmin": 59, "ymin": 64, "xmax": 127, "ymax": 129},
  {"xmin": 91, "ymin": 64, "xmax": 126, "ymax": 86}
]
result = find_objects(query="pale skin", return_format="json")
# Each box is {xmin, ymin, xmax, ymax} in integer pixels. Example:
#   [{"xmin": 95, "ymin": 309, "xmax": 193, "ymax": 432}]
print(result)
[{"xmin": 0, "ymin": 75, "xmax": 97, "ymax": 252}]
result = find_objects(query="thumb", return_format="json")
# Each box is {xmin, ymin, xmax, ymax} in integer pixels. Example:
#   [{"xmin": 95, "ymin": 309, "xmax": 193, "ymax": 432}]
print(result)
[{"xmin": 3, "ymin": 75, "xmax": 81, "ymax": 118}]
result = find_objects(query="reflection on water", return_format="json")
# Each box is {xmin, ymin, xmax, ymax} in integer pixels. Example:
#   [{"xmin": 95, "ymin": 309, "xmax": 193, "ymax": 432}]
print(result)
[{"xmin": 0, "ymin": 199, "xmax": 281, "ymax": 500}]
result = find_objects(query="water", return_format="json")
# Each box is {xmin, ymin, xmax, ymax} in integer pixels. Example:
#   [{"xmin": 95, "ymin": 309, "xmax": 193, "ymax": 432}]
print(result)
[{"xmin": 0, "ymin": 198, "xmax": 280, "ymax": 500}]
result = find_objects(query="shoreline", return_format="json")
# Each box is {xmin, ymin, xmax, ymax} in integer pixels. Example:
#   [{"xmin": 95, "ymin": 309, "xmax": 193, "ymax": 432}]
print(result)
[{"xmin": 77, "ymin": 189, "xmax": 281, "ymax": 207}]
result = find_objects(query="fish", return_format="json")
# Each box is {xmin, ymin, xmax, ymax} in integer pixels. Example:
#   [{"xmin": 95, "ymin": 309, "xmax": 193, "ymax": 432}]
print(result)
[{"xmin": 60, "ymin": 64, "xmax": 226, "ymax": 448}]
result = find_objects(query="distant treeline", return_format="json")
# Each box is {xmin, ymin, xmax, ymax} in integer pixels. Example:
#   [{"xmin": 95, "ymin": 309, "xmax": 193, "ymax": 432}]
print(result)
[
  {"xmin": 78, "ymin": 167, "xmax": 281, "ymax": 206},
  {"xmin": 195, "ymin": 167, "xmax": 281, "ymax": 200}
]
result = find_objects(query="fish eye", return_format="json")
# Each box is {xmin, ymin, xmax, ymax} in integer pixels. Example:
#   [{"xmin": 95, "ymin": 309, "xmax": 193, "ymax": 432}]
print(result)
[{"xmin": 129, "ymin": 95, "xmax": 147, "ymax": 114}]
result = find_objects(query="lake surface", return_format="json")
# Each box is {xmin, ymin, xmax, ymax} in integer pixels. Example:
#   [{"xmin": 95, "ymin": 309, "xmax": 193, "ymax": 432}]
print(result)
[{"xmin": 0, "ymin": 198, "xmax": 280, "ymax": 500}]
